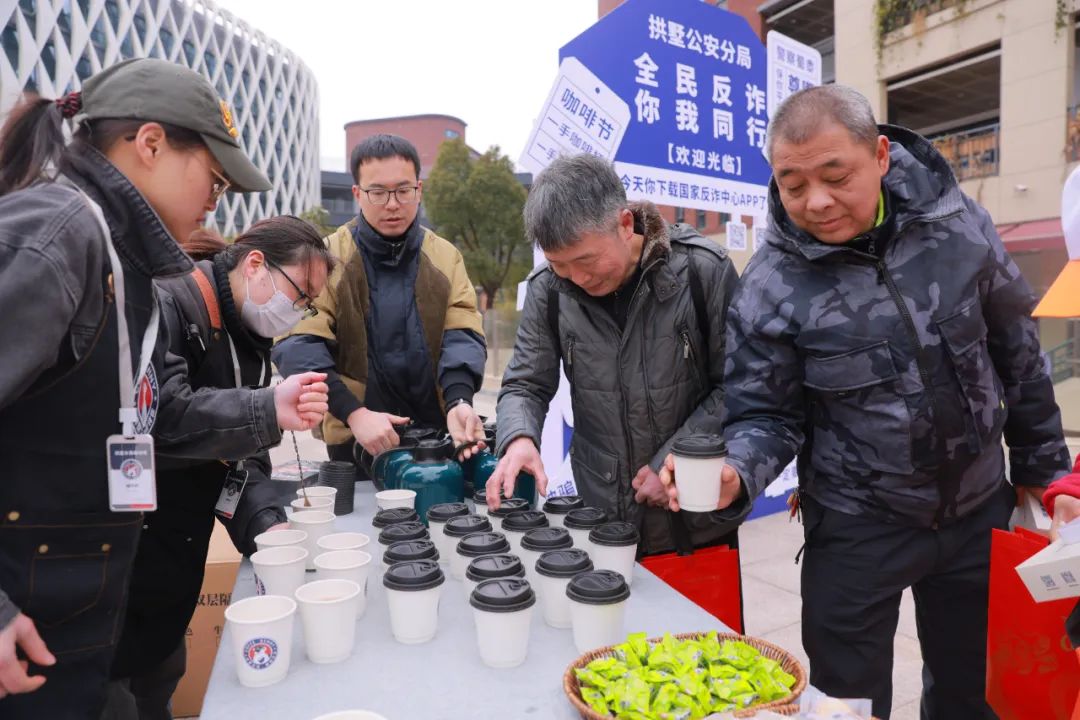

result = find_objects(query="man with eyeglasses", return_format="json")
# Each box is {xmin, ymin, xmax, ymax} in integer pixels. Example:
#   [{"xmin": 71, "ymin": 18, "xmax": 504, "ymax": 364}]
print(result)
[{"xmin": 274, "ymin": 134, "xmax": 487, "ymax": 468}]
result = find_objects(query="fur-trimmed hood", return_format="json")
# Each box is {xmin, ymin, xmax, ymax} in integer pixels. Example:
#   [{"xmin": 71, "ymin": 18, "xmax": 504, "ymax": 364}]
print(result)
[{"xmin": 630, "ymin": 200, "xmax": 671, "ymax": 268}]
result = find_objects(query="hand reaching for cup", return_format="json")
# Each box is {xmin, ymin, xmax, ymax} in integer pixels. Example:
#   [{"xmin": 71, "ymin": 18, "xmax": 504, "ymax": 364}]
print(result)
[{"xmin": 487, "ymin": 437, "xmax": 549, "ymax": 510}]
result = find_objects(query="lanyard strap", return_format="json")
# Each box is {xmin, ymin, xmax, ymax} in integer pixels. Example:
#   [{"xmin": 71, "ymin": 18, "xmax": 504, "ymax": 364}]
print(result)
[
  {"xmin": 226, "ymin": 334, "xmax": 268, "ymax": 389},
  {"xmin": 80, "ymin": 192, "xmax": 160, "ymax": 436}
]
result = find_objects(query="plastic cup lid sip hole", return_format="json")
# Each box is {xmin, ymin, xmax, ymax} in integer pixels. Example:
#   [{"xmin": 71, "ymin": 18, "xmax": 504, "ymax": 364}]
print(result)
[
  {"xmin": 382, "ymin": 559, "xmax": 445, "ymax": 591},
  {"xmin": 470, "ymin": 577, "xmax": 536, "ymax": 613},
  {"xmin": 377, "ymin": 521, "xmax": 429, "ymax": 546},
  {"xmin": 589, "ymin": 521, "xmax": 640, "ymax": 547},
  {"xmin": 536, "ymin": 549, "xmax": 593, "ymax": 578},
  {"xmin": 566, "ymin": 569, "xmax": 630, "ymax": 605},
  {"xmin": 466, "ymin": 553, "xmax": 525, "ymax": 582},
  {"xmin": 373, "ymin": 507, "xmax": 420, "ymax": 528},
  {"xmin": 672, "ymin": 434, "xmax": 727, "ymax": 458},
  {"xmin": 520, "ymin": 527, "xmax": 573, "ymax": 552},
  {"xmin": 383, "ymin": 539, "xmax": 439, "ymax": 565},
  {"xmin": 563, "ymin": 507, "xmax": 610, "ymax": 530},
  {"xmin": 443, "ymin": 515, "xmax": 492, "ymax": 538},
  {"xmin": 426, "ymin": 502, "xmax": 470, "ymax": 524},
  {"xmin": 456, "ymin": 532, "xmax": 511, "ymax": 557},
  {"xmin": 488, "ymin": 498, "xmax": 530, "ymax": 517},
  {"xmin": 501, "ymin": 510, "xmax": 549, "ymax": 533},
  {"xmin": 542, "ymin": 495, "xmax": 585, "ymax": 514}
]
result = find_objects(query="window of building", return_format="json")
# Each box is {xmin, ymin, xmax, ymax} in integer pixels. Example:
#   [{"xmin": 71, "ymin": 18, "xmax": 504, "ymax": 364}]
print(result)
[
  {"xmin": 718, "ymin": 212, "xmax": 730, "ymax": 226},
  {"xmin": 445, "ymin": 129, "xmax": 460, "ymax": 139},
  {"xmin": 674, "ymin": 207, "xmax": 686, "ymax": 224},
  {"xmin": 696, "ymin": 209, "xmax": 707, "ymax": 230}
]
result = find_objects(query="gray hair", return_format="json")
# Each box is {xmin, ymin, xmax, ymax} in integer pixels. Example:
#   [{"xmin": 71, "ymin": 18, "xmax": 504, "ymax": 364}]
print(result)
[
  {"xmin": 523, "ymin": 153, "xmax": 627, "ymax": 251},
  {"xmin": 765, "ymin": 85, "xmax": 879, "ymax": 162}
]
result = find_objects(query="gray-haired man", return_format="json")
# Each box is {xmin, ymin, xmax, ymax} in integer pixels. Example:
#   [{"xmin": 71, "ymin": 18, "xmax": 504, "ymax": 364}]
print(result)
[
  {"xmin": 662, "ymin": 85, "xmax": 1070, "ymax": 718},
  {"xmin": 489, "ymin": 154, "xmax": 742, "ymax": 558}
]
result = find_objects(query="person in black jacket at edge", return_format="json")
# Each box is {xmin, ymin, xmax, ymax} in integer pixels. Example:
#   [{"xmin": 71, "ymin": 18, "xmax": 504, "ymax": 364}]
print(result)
[
  {"xmin": 0, "ymin": 59, "xmax": 329, "ymax": 720},
  {"xmin": 101, "ymin": 217, "xmax": 335, "ymax": 720}
]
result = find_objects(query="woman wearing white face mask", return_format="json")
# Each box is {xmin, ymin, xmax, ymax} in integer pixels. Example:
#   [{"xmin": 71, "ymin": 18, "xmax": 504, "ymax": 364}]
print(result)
[{"xmin": 103, "ymin": 216, "xmax": 334, "ymax": 720}]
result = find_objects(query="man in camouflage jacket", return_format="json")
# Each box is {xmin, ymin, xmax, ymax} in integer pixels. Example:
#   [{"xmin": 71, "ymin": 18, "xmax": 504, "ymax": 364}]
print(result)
[{"xmin": 664, "ymin": 86, "xmax": 1070, "ymax": 719}]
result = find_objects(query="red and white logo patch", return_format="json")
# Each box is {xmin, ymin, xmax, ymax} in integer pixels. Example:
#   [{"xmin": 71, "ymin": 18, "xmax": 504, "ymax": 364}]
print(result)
[{"xmin": 134, "ymin": 363, "xmax": 159, "ymax": 435}]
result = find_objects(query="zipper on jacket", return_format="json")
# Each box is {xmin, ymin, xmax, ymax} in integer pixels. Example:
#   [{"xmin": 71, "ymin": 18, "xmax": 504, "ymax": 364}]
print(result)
[
  {"xmin": 875, "ymin": 259, "xmax": 948, "ymax": 528},
  {"xmin": 566, "ymin": 335, "xmax": 575, "ymax": 380}
]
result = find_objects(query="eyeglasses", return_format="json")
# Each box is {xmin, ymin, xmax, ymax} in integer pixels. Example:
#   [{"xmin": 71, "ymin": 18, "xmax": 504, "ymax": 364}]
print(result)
[
  {"xmin": 208, "ymin": 166, "xmax": 232, "ymax": 206},
  {"xmin": 358, "ymin": 185, "xmax": 419, "ymax": 205},
  {"xmin": 266, "ymin": 261, "xmax": 318, "ymax": 318}
]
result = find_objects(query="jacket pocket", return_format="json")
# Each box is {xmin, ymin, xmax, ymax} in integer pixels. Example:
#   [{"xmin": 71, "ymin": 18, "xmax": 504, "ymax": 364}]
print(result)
[
  {"xmin": 937, "ymin": 300, "xmax": 1006, "ymax": 452},
  {"xmin": 69, "ymin": 323, "xmax": 101, "ymax": 362},
  {"xmin": 803, "ymin": 341, "xmax": 914, "ymax": 476},
  {"xmin": 4, "ymin": 512, "xmax": 141, "ymax": 656},
  {"xmin": 569, "ymin": 434, "xmax": 621, "ymax": 513}
]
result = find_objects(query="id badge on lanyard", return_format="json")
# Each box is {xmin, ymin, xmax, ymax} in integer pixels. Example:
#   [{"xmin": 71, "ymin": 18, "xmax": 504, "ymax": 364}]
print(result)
[{"xmin": 80, "ymin": 191, "xmax": 159, "ymax": 512}]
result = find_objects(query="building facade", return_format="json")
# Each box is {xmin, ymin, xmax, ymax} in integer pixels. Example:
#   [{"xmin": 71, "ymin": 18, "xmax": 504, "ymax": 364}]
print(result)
[{"xmin": 0, "ymin": 0, "xmax": 320, "ymax": 236}]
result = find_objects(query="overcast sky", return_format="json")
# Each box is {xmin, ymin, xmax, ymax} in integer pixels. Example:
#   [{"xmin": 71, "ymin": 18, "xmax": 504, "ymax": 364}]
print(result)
[{"xmin": 216, "ymin": 0, "xmax": 598, "ymax": 173}]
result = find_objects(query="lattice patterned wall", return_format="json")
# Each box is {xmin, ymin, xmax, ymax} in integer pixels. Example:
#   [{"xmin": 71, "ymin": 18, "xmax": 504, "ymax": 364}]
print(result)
[{"xmin": 0, "ymin": 0, "xmax": 320, "ymax": 236}]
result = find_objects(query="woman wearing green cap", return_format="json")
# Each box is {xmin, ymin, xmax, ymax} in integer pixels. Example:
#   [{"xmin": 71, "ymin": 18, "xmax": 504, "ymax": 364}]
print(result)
[{"xmin": 0, "ymin": 58, "xmax": 330, "ymax": 719}]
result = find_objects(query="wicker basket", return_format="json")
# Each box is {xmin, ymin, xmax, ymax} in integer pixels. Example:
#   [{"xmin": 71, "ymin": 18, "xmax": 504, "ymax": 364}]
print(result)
[{"xmin": 563, "ymin": 632, "xmax": 807, "ymax": 719}]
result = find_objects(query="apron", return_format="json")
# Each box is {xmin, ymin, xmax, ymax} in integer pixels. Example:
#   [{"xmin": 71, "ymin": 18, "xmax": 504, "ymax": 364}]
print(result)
[{"xmin": 0, "ymin": 190, "xmax": 159, "ymax": 719}]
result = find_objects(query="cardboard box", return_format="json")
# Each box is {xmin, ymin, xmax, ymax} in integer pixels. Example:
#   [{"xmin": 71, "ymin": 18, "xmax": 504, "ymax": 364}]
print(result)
[
  {"xmin": 1016, "ymin": 538, "xmax": 1080, "ymax": 602},
  {"xmin": 171, "ymin": 519, "xmax": 242, "ymax": 718}
]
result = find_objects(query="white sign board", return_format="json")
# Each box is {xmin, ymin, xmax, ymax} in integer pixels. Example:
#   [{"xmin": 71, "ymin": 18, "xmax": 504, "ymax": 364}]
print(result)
[
  {"xmin": 766, "ymin": 30, "xmax": 822, "ymax": 119},
  {"xmin": 752, "ymin": 224, "xmax": 768, "ymax": 252},
  {"xmin": 520, "ymin": 57, "xmax": 631, "ymax": 177}
]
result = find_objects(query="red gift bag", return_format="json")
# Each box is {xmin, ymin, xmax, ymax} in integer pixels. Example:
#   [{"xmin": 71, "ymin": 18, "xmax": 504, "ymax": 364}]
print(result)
[
  {"xmin": 640, "ymin": 544, "xmax": 743, "ymax": 633},
  {"xmin": 986, "ymin": 528, "xmax": 1080, "ymax": 719}
]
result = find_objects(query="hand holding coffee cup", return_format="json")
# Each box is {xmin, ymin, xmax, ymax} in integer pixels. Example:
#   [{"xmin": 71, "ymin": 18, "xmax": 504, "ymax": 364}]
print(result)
[{"xmin": 660, "ymin": 436, "xmax": 743, "ymax": 513}]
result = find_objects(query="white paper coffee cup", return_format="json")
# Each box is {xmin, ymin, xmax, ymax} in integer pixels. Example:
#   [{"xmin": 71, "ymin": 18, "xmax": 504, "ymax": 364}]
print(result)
[
  {"xmin": 314, "ymin": 550, "xmax": 373, "ymax": 618},
  {"xmin": 671, "ymin": 435, "xmax": 728, "ymax": 513},
  {"xmin": 567, "ymin": 570, "xmax": 630, "ymax": 653},
  {"xmin": 254, "ymin": 529, "xmax": 308, "ymax": 554},
  {"xmin": 375, "ymin": 489, "xmax": 416, "ymax": 510},
  {"xmin": 224, "ymin": 595, "xmax": 297, "ymax": 688},
  {"xmin": 251, "ymin": 546, "xmax": 308, "ymax": 599},
  {"xmin": 317, "ymin": 532, "xmax": 371, "ymax": 553},
  {"xmin": 535, "ymin": 549, "xmax": 593, "ymax": 629},
  {"xmin": 297, "ymin": 486, "xmax": 338, "ymax": 502},
  {"xmin": 383, "ymin": 560, "xmax": 445, "ymax": 645},
  {"xmin": 290, "ymin": 510, "xmax": 336, "ymax": 570},
  {"xmin": 588, "ymin": 522, "xmax": 640, "ymax": 586},
  {"xmin": 291, "ymin": 496, "xmax": 334, "ymax": 512},
  {"xmin": 470, "ymin": 578, "xmax": 536, "ymax": 668},
  {"xmin": 295, "ymin": 579, "xmax": 361, "ymax": 664}
]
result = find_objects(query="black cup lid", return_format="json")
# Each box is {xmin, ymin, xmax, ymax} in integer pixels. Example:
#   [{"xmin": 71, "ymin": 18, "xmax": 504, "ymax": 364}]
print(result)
[
  {"xmin": 521, "ymin": 527, "xmax": 573, "ymax": 552},
  {"xmin": 536, "ymin": 549, "xmax": 594, "ymax": 578},
  {"xmin": 383, "ymin": 559, "xmax": 445, "ymax": 591},
  {"xmin": 502, "ymin": 510, "xmax": 549, "ymax": 532},
  {"xmin": 566, "ymin": 569, "xmax": 630, "ymax": 605},
  {"xmin": 488, "ymin": 497, "xmax": 530, "ymax": 517},
  {"xmin": 473, "ymin": 489, "xmax": 489, "ymax": 504},
  {"xmin": 383, "ymin": 539, "xmax": 438, "ymax": 565},
  {"xmin": 413, "ymin": 436, "xmax": 455, "ymax": 463},
  {"xmin": 456, "ymin": 531, "xmax": 511, "ymax": 557},
  {"xmin": 470, "ymin": 577, "xmax": 536, "ymax": 614},
  {"xmin": 672, "ymin": 434, "xmax": 727, "ymax": 458},
  {"xmin": 378, "ymin": 521, "xmax": 429, "ymax": 545},
  {"xmin": 444, "ymin": 514, "xmax": 492, "ymax": 538},
  {"xmin": 542, "ymin": 495, "xmax": 585, "ymax": 515},
  {"xmin": 589, "ymin": 521, "xmax": 640, "ymax": 547},
  {"xmin": 563, "ymin": 507, "xmax": 610, "ymax": 530},
  {"xmin": 373, "ymin": 507, "xmax": 420, "ymax": 528},
  {"xmin": 426, "ymin": 502, "xmax": 470, "ymax": 523},
  {"xmin": 466, "ymin": 553, "xmax": 525, "ymax": 582}
]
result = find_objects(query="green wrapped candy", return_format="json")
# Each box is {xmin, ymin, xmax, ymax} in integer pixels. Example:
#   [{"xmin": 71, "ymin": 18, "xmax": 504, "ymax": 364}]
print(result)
[
  {"xmin": 581, "ymin": 687, "xmax": 609, "ymax": 715},
  {"xmin": 575, "ymin": 667, "xmax": 611, "ymax": 690}
]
